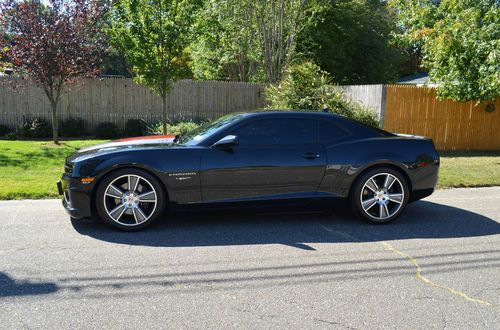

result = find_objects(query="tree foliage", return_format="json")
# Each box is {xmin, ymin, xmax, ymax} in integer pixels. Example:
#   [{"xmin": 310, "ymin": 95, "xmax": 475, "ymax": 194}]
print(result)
[
  {"xmin": 0, "ymin": 31, "xmax": 11, "ymax": 72},
  {"xmin": 0, "ymin": 0, "xmax": 107, "ymax": 143},
  {"xmin": 298, "ymin": 0, "xmax": 403, "ymax": 84},
  {"xmin": 108, "ymin": 0, "xmax": 202, "ymax": 133},
  {"xmin": 254, "ymin": 0, "xmax": 318, "ymax": 83},
  {"xmin": 190, "ymin": 0, "xmax": 319, "ymax": 83},
  {"xmin": 192, "ymin": 0, "xmax": 401, "ymax": 84},
  {"xmin": 100, "ymin": 47, "xmax": 133, "ymax": 77},
  {"xmin": 266, "ymin": 61, "xmax": 380, "ymax": 127},
  {"xmin": 190, "ymin": 0, "xmax": 261, "ymax": 82},
  {"xmin": 390, "ymin": 0, "xmax": 500, "ymax": 103}
]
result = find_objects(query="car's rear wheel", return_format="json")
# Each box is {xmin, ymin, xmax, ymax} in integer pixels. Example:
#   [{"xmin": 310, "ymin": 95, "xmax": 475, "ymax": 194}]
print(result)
[
  {"xmin": 351, "ymin": 168, "xmax": 409, "ymax": 224},
  {"xmin": 95, "ymin": 168, "xmax": 165, "ymax": 231}
]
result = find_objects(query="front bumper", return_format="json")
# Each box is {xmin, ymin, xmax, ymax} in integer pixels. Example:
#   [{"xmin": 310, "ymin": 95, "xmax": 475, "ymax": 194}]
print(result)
[{"xmin": 58, "ymin": 173, "xmax": 93, "ymax": 219}]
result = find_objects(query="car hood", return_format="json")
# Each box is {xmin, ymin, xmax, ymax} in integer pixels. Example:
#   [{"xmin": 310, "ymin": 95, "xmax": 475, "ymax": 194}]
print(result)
[
  {"xmin": 67, "ymin": 135, "xmax": 177, "ymax": 163},
  {"xmin": 78, "ymin": 135, "xmax": 177, "ymax": 153},
  {"xmin": 394, "ymin": 133, "xmax": 429, "ymax": 140}
]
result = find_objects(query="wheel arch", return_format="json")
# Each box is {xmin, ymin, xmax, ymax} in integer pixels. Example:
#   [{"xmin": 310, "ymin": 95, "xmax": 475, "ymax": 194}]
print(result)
[
  {"xmin": 89, "ymin": 165, "xmax": 169, "ymax": 218},
  {"xmin": 348, "ymin": 163, "xmax": 412, "ymax": 200}
]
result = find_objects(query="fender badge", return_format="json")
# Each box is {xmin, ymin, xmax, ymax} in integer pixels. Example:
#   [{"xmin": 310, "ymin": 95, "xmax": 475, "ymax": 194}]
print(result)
[
  {"xmin": 168, "ymin": 172, "xmax": 197, "ymax": 177},
  {"xmin": 81, "ymin": 177, "xmax": 95, "ymax": 184}
]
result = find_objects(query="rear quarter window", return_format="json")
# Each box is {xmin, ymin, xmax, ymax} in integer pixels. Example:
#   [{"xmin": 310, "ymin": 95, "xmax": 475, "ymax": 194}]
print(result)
[{"xmin": 318, "ymin": 120, "xmax": 350, "ymax": 144}]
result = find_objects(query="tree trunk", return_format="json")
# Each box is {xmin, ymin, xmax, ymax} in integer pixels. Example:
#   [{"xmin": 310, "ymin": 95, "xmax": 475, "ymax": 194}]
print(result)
[
  {"xmin": 161, "ymin": 94, "xmax": 168, "ymax": 135},
  {"xmin": 51, "ymin": 101, "xmax": 59, "ymax": 145}
]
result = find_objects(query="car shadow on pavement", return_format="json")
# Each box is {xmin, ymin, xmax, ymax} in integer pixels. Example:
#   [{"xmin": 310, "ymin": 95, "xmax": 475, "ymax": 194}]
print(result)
[
  {"xmin": 0, "ymin": 272, "xmax": 58, "ymax": 298},
  {"xmin": 70, "ymin": 200, "xmax": 500, "ymax": 249}
]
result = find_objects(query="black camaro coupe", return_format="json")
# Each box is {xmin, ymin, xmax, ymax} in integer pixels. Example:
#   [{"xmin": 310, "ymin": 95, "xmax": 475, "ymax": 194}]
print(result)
[{"xmin": 58, "ymin": 111, "xmax": 439, "ymax": 230}]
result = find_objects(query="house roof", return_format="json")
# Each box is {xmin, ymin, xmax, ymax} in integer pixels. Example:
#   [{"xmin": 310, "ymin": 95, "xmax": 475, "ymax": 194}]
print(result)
[{"xmin": 397, "ymin": 72, "xmax": 431, "ymax": 84}]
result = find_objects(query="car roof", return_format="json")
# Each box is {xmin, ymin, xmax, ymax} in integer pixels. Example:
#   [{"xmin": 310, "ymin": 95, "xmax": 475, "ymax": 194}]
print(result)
[
  {"xmin": 236, "ymin": 109, "xmax": 362, "ymax": 127},
  {"xmin": 231, "ymin": 109, "xmax": 391, "ymax": 137},
  {"xmin": 236, "ymin": 109, "xmax": 344, "ymax": 119}
]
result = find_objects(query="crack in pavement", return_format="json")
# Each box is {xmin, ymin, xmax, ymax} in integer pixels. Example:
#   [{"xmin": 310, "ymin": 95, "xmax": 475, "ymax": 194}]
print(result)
[
  {"xmin": 380, "ymin": 241, "xmax": 497, "ymax": 309},
  {"xmin": 320, "ymin": 223, "xmax": 498, "ymax": 311}
]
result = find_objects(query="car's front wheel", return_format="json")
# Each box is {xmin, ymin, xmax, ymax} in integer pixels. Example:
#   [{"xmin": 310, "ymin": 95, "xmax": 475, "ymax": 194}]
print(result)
[
  {"xmin": 351, "ymin": 168, "xmax": 409, "ymax": 224},
  {"xmin": 95, "ymin": 168, "xmax": 166, "ymax": 230}
]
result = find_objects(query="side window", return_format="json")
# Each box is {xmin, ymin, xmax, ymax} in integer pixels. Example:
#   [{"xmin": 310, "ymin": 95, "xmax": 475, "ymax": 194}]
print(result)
[
  {"xmin": 234, "ymin": 119, "xmax": 317, "ymax": 145},
  {"xmin": 319, "ymin": 120, "xmax": 349, "ymax": 144}
]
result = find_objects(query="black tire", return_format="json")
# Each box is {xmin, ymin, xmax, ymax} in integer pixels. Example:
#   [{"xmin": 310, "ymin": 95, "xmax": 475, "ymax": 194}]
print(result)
[
  {"xmin": 95, "ymin": 168, "xmax": 166, "ymax": 231},
  {"xmin": 350, "ymin": 167, "xmax": 410, "ymax": 224}
]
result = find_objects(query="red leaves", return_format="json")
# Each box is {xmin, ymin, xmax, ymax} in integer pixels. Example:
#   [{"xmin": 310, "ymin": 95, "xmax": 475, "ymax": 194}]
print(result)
[{"xmin": 0, "ymin": 0, "xmax": 107, "ymax": 98}]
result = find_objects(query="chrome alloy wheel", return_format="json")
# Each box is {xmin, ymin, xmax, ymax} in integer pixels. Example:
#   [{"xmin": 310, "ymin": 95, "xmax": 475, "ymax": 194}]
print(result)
[
  {"xmin": 360, "ymin": 173, "xmax": 404, "ymax": 221},
  {"xmin": 103, "ymin": 174, "xmax": 157, "ymax": 226}
]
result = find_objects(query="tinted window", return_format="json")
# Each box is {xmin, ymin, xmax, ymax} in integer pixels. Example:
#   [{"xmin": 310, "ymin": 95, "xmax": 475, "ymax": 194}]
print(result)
[
  {"xmin": 234, "ymin": 119, "xmax": 317, "ymax": 145},
  {"xmin": 319, "ymin": 120, "xmax": 349, "ymax": 143},
  {"xmin": 179, "ymin": 113, "xmax": 248, "ymax": 145}
]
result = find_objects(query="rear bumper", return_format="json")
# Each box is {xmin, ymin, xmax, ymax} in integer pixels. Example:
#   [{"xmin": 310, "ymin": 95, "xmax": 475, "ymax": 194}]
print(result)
[
  {"xmin": 409, "ymin": 188, "xmax": 435, "ymax": 202},
  {"xmin": 58, "ymin": 174, "xmax": 93, "ymax": 219},
  {"xmin": 409, "ymin": 160, "xmax": 439, "ymax": 202}
]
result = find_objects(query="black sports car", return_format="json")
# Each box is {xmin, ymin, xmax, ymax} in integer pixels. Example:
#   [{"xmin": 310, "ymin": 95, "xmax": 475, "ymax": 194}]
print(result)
[{"xmin": 58, "ymin": 111, "xmax": 439, "ymax": 230}]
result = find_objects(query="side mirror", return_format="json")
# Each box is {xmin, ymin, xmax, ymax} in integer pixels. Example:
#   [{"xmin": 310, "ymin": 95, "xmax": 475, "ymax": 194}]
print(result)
[{"xmin": 212, "ymin": 135, "xmax": 239, "ymax": 148}]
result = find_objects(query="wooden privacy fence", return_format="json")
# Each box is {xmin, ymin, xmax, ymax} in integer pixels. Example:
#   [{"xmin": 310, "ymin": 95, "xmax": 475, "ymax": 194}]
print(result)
[
  {"xmin": 0, "ymin": 78, "xmax": 266, "ymax": 130},
  {"xmin": 2, "ymin": 77, "xmax": 499, "ymax": 150},
  {"xmin": 384, "ymin": 85, "xmax": 500, "ymax": 150}
]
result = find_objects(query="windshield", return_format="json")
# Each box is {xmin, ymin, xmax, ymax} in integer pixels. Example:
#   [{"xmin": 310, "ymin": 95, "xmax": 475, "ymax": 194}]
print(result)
[{"xmin": 178, "ymin": 113, "xmax": 248, "ymax": 146}]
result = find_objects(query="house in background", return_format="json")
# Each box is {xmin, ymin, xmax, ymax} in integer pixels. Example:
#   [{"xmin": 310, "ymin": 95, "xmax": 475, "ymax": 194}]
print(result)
[
  {"xmin": 397, "ymin": 72, "xmax": 438, "ymax": 87},
  {"xmin": 0, "ymin": 68, "xmax": 13, "ymax": 76}
]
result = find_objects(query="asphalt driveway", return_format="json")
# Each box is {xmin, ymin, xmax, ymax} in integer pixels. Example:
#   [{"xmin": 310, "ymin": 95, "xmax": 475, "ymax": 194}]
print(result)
[{"xmin": 0, "ymin": 187, "xmax": 499, "ymax": 329}]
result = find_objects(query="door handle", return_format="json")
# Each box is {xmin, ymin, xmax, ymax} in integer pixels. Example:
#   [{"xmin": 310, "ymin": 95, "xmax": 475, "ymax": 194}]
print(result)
[{"xmin": 301, "ymin": 152, "xmax": 320, "ymax": 159}]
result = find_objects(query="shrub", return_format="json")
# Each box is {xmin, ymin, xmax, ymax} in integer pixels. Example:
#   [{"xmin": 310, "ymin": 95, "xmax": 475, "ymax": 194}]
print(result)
[
  {"xmin": 348, "ymin": 101, "xmax": 381, "ymax": 128},
  {"xmin": 170, "ymin": 113, "xmax": 208, "ymax": 124},
  {"xmin": 147, "ymin": 121, "xmax": 200, "ymax": 136},
  {"xmin": 4, "ymin": 132, "xmax": 17, "ymax": 140},
  {"xmin": 59, "ymin": 117, "xmax": 85, "ymax": 137},
  {"xmin": 0, "ymin": 124, "xmax": 12, "ymax": 136},
  {"xmin": 94, "ymin": 122, "xmax": 121, "ymax": 139},
  {"xmin": 266, "ymin": 61, "xmax": 380, "ymax": 128},
  {"xmin": 169, "ymin": 122, "xmax": 200, "ymax": 135},
  {"xmin": 124, "ymin": 119, "xmax": 148, "ymax": 136},
  {"xmin": 266, "ymin": 61, "xmax": 331, "ymax": 111},
  {"xmin": 146, "ymin": 122, "xmax": 162, "ymax": 135},
  {"xmin": 19, "ymin": 116, "xmax": 52, "ymax": 138}
]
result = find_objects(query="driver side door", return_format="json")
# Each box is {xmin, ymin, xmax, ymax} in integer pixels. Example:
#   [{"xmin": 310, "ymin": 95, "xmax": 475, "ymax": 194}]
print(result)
[{"xmin": 199, "ymin": 118, "xmax": 326, "ymax": 203}]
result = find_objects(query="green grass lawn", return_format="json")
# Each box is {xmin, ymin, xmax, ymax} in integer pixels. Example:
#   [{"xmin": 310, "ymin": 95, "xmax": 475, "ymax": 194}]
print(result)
[
  {"xmin": 0, "ymin": 140, "xmax": 499, "ymax": 199},
  {"xmin": 0, "ymin": 140, "xmax": 105, "ymax": 199},
  {"xmin": 437, "ymin": 151, "xmax": 500, "ymax": 189}
]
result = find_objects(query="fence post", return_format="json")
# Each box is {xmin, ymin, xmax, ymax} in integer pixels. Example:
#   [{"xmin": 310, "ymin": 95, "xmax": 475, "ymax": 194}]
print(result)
[{"xmin": 380, "ymin": 85, "xmax": 387, "ymax": 128}]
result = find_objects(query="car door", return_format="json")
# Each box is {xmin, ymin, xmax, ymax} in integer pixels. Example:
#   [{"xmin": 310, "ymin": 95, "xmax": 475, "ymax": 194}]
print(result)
[{"xmin": 200, "ymin": 118, "xmax": 326, "ymax": 202}]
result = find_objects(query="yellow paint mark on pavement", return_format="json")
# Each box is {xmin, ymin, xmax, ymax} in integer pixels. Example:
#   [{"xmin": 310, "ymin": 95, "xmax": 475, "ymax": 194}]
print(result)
[
  {"xmin": 381, "ymin": 241, "xmax": 494, "ymax": 307},
  {"xmin": 320, "ymin": 223, "xmax": 497, "ymax": 309}
]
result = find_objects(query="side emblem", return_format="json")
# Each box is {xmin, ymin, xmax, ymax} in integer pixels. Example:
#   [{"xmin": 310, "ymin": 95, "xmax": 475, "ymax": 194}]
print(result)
[{"xmin": 168, "ymin": 172, "xmax": 197, "ymax": 181}]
